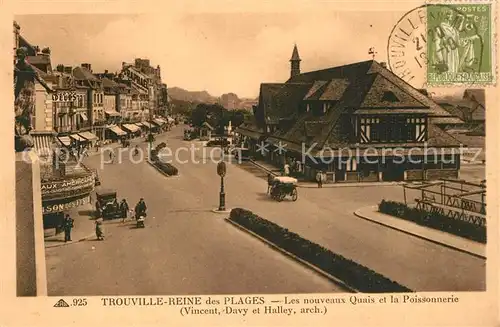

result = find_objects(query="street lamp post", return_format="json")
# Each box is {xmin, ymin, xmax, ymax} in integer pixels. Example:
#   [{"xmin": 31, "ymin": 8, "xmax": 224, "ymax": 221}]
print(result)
[{"xmin": 217, "ymin": 161, "xmax": 226, "ymax": 211}]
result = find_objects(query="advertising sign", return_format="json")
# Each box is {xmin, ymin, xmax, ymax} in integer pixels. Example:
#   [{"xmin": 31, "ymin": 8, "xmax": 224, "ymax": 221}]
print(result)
[
  {"xmin": 42, "ymin": 196, "xmax": 90, "ymax": 214},
  {"xmin": 41, "ymin": 175, "xmax": 94, "ymax": 196},
  {"xmin": 52, "ymin": 91, "xmax": 77, "ymax": 103}
]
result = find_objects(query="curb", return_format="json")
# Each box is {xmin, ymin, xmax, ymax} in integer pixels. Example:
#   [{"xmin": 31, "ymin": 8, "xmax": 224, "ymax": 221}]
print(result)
[
  {"xmin": 146, "ymin": 159, "xmax": 179, "ymax": 178},
  {"xmin": 248, "ymin": 160, "xmax": 405, "ymax": 188},
  {"xmin": 354, "ymin": 206, "xmax": 486, "ymax": 259},
  {"xmin": 225, "ymin": 218, "xmax": 357, "ymax": 293},
  {"xmin": 44, "ymin": 232, "xmax": 96, "ymax": 249},
  {"xmin": 211, "ymin": 208, "xmax": 232, "ymax": 214}
]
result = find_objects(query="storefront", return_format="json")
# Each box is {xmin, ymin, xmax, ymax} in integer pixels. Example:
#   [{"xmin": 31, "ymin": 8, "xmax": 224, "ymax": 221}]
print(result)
[
  {"xmin": 122, "ymin": 123, "xmax": 142, "ymax": 138},
  {"xmin": 41, "ymin": 173, "xmax": 95, "ymax": 230},
  {"xmin": 105, "ymin": 124, "xmax": 127, "ymax": 141}
]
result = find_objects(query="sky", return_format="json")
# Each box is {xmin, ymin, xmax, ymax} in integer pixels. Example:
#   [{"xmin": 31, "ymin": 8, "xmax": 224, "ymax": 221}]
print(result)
[{"xmin": 15, "ymin": 11, "xmax": 462, "ymax": 98}]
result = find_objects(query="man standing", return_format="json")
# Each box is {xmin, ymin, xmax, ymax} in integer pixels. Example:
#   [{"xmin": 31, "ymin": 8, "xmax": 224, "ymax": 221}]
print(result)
[
  {"xmin": 120, "ymin": 199, "xmax": 130, "ymax": 222},
  {"xmin": 63, "ymin": 214, "xmax": 74, "ymax": 242},
  {"xmin": 283, "ymin": 163, "xmax": 290, "ymax": 176},
  {"xmin": 134, "ymin": 198, "xmax": 147, "ymax": 219},
  {"xmin": 316, "ymin": 170, "xmax": 323, "ymax": 188}
]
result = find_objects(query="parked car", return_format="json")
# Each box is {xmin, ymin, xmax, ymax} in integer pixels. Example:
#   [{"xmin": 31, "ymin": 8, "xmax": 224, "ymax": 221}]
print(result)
[{"xmin": 95, "ymin": 189, "xmax": 121, "ymax": 219}]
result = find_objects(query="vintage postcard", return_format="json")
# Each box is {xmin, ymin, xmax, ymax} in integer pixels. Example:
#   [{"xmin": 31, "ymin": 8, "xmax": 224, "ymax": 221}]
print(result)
[{"xmin": 0, "ymin": 0, "xmax": 498, "ymax": 326}]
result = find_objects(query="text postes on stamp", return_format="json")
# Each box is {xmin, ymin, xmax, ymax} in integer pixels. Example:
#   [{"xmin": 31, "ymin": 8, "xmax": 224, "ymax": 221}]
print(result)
[
  {"xmin": 427, "ymin": 3, "xmax": 494, "ymax": 86},
  {"xmin": 387, "ymin": 6, "xmax": 428, "ymax": 89}
]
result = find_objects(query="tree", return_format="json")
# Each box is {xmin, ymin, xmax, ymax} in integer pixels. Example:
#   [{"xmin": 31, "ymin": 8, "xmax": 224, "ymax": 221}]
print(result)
[{"xmin": 190, "ymin": 103, "xmax": 209, "ymax": 127}]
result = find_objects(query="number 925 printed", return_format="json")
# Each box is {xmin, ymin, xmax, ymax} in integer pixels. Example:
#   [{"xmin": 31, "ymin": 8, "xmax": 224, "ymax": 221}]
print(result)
[{"xmin": 72, "ymin": 298, "xmax": 88, "ymax": 306}]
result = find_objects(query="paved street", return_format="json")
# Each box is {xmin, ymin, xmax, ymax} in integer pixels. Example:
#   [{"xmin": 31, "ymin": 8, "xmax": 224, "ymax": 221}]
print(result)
[{"xmin": 46, "ymin": 125, "xmax": 485, "ymax": 294}]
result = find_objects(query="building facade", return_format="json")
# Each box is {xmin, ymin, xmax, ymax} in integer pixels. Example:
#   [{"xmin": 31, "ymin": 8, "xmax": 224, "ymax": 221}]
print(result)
[{"xmin": 237, "ymin": 45, "xmax": 464, "ymax": 183}]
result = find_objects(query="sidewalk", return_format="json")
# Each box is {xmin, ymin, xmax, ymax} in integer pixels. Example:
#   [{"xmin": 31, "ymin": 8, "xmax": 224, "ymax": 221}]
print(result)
[
  {"xmin": 249, "ymin": 159, "xmax": 406, "ymax": 188},
  {"xmin": 44, "ymin": 202, "xmax": 97, "ymax": 248},
  {"xmin": 354, "ymin": 205, "xmax": 485, "ymax": 258}
]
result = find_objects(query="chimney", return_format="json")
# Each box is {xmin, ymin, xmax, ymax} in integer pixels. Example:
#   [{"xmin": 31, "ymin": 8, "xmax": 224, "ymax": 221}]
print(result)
[
  {"xmin": 56, "ymin": 64, "xmax": 65, "ymax": 73},
  {"xmin": 104, "ymin": 69, "xmax": 108, "ymax": 75},
  {"xmin": 64, "ymin": 66, "xmax": 73, "ymax": 74}
]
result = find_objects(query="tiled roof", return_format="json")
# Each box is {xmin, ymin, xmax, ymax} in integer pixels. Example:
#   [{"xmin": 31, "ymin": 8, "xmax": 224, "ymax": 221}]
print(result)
[
  {"xmin": 73, "ymin": 66, "xmax": 98, "ymax": 81},
  {"xmin": 265, "ymin": 60, "xmax": 461, "ymax": 150},
  {"xmin": 464, "ymin": 89, "xmax": 485, "ymax": 107},
  {"xmin": 358, "ymin": 73, "xmax": 427, "ymax": 108},
  {"xmin": 318, "ymin": 79, "xmax": 350, "ymax": 101},
  {"xmin": 26, "ymin": 55, "xmax": 51, "ymax": 66},
  {"xmin": 102, "ymin": 77, "xmax": 119, "ymax": 88},
  {"xmin": 303, "ymin": 81, "xmax": 328, "ymax": 100}
]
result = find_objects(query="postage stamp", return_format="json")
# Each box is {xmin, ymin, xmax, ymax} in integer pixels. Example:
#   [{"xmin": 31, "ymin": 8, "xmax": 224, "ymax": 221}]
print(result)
[{"xmin": 426, "ymin": 3, "xmax": 495, "ymax": 85}]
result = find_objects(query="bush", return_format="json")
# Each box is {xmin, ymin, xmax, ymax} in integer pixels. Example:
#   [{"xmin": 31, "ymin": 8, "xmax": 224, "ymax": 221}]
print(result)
[
  {"xmin": 229, "ymin": 208, "xmax": 411, "ymax": 293},
  {"xmin": 206, "ymin": 139, "xmax": 230, "ymax": 147},
  {"xmin": 378, "ymin": 200, "xmax": 486, "ymax": 243}
]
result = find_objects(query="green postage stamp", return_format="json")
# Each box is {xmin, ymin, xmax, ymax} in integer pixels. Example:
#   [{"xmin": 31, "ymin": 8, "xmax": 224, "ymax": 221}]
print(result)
[{"xmin": 427, "ymin": 3, "xmax": 495, "ymax": 85}]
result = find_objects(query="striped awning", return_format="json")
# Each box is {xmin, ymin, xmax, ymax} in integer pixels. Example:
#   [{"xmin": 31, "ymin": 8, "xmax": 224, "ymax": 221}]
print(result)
[
  {"xmin": 70, "ymin": 134, "xmax": 86, "ymax": 142},
  {"xmin": 122, "ymin": 124, "xmax": 141, "ymax": 133},
  {"xmin": 105, "ymin": 110, "xmax": 121, "ymax": 117},
  {"xmin": 58, "ymin": 136, "xmax": 71, "ymax": 147},
  {"xmin": 32, "ymin": 134, "xmax": 55, "ymax": 156},
  {"xmin": 151, "ymin": 118, "xmax": 165, "ymax": 126},
  {"xmin": 107, "ymin": 125, "xmax": 127, "ymax": 136},
  {"xmin": 78, "ymin": 131, "xmax": 98, "ymax": 141}
]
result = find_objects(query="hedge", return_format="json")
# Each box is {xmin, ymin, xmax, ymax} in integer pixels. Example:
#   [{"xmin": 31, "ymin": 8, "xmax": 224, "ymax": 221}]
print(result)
[
  {"xmin": 229, "ymin": 208, "xmax": 411, "ymax": 293},
  {"xmin": 206, "ymin": 139, "xmax": 230, "ymax": 147},
  {"xmin": 149, "ymin": 146, "xmax": 178, "ymax": 176},
  {"xmin": 378, "ymin": 200, "xmax": 486, "ymax": 243}
]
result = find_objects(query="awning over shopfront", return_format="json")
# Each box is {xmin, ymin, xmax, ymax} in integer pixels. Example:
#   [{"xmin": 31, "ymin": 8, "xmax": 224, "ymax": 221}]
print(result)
[
  {"xmin": 166, "ymin": 117, "xmax": 175, "ymax": 123},
  {"xmin": 58, "ymin": 136, "xmax": 71, "ymax": 147},
  {"xmin": 70, "ymin": 133, "xmax": 86, "ymax": 142},
  {"xmin": 78, "ymin": 131, "xmax": 98, "ymax": 142},
  {"xmin": 107, "ymin": 125, "xmax": 127, "ymax": 136},
  {"xmin": 135, "ymin": 122, "xmax": 145, "ymax": 127},
  {"xmin": 78, "ymin": 112, "xmax": 88, "ymax": 121},
  {"xmin": 31, "ymin": 133, "xmax": 55, "ymax": 155},
  {"xmin": 151, "ymin": 118, "xmax": 165, "ymax": 126},
  {"xmin": 105, "ymin": 110, "xmax": 121, "ymax": 117},
  {"xmin": 156, "ymin": 117, "xmax": 168, "ymax": 124},
  {"xmin": 141, "ymin": 121, "xmax": 153, "ymax": 129},
  {"xmin": 122, "ymin": 124, "xmax": 141, "ymax": 133}
]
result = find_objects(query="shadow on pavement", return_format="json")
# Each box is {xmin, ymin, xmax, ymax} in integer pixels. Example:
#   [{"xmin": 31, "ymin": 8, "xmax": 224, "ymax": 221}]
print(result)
[{"xmin": 256, "ymin": 192, "xmax": 277, "ymax": 202}]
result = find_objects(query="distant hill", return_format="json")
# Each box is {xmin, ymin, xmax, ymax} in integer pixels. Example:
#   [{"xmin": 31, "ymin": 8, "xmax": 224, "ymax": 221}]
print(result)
[
  {"xmin": 168, "ymin": 87, "xmax": 258, "ymax": 110},
  {"xmin": 167, "ymin": 87, "xmax": 217, "ymax": 103}
]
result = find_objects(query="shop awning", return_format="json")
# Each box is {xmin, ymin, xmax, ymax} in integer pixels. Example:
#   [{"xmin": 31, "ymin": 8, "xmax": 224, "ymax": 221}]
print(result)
[
  {"xmin": 135, "ymin": 122, "xmax": 145, "ymax": 127},
  {"xmin": 58, "ymin": 136, "xmax": 71, "ymax": 147},
  {"xmin": 70, "ymin": 134, "xmax": 86, "ymax": 142},
  {"xmin": 157, "ymin": 117, "xmax": 168, "ymax": 124},
  {"xmin": 79, "ymin": 112, "xmax": 88, "ymax": 121},
  {"xmin": 152, "ymin": 118, "xmax": 165, "ymax": 126},
  {"xmin": 166, "ymin": 117, "xmax": 175, "ymax": 123},
  {"xmin": 107, "ymin": 125, "xmax": 127, "ymax": 136},
  {"xmin": 32, "ymin": 133, "xmax": 55, "ymax": 155},
  {"xmin": 105, "ymin": 110, "xmax": 121, "ymax": 117},
  {"xmin": 122, "ymin": 124, "xmax": 141, "ymax": 133},
  {"xmin": 78, "ymin": 131, "xmax": 98, "ymax": 141},
  {"xmin": 141, "ymin": 121, "xmax": 153, "ymax": 129}
]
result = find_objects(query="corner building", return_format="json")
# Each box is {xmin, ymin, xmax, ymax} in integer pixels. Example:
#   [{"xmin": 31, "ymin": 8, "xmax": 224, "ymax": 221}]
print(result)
[{"xmin": 237, "ymin": 45, "xmax": 464, "ymax": 183}]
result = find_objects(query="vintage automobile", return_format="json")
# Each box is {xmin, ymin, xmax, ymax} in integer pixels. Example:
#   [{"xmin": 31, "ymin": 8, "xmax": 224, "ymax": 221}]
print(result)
[
  {"xmin": 95, "ymin": 189, "xmax": 121, "ymax": 219},
  {"xmin": 270, "ymin": 176, "xmax": 298, "ymax": 202}
]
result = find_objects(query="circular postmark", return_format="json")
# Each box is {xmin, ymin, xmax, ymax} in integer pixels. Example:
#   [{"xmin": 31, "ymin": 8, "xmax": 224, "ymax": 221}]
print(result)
[{"xmin": 387, "ymin": 4, "xmax": 487, "ymax": 87}]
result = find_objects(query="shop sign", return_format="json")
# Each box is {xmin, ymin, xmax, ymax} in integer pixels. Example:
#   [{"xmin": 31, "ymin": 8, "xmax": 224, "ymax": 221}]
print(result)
[
  {"xmin": 52, "ymin": 91, "xmax": 77, "ymax": 103},
  {"xmin": 41, "ymin": 175, "xmax": 94, "ymax": 195},
  {"xmin": 42, "ymin": 196, "xmax": 89, "ymax": 214}
]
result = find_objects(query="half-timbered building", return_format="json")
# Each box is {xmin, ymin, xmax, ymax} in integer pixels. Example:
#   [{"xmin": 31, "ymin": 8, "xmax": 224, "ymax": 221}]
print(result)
[{"xmin": 237, "ymin": 45, "xmax": 464, "ymax": 183}]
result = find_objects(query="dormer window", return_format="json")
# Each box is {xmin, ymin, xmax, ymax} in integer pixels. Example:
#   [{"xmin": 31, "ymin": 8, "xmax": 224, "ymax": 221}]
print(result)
[{"xmin": 381, "ymin": 91, "xmax": 399, "ymax": 102}]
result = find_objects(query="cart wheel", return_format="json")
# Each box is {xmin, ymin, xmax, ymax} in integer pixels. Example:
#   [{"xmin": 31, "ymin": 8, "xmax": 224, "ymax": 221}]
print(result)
[
  {"xmin": 277, "ymin": 192, "xmax": 285, "ymax": 202},
  {"xmin": 291, "ymin": 188, "xmax": 298, "ymax": 201}
]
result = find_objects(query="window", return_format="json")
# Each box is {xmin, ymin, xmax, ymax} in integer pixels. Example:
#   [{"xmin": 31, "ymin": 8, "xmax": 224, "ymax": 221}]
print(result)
[{"xmin": 381, "ymin": 91, "xmax": 399, "ymax": 102}]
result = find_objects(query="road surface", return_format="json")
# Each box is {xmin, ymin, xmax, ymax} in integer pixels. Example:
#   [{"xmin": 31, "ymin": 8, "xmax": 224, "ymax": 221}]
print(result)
[{"xmin": 45, "ymin": 125, "xmax": 485, "ymax": 294}]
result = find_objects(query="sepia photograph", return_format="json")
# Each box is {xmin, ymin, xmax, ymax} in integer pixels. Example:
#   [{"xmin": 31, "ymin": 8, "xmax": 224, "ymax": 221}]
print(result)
[
  {"xmin": 3, "ymin": 1, "xmax": 498, "ymax": 325},
  {"xmin": 12, "ymin": 5, "xmax": 491, "ymax": 297}
]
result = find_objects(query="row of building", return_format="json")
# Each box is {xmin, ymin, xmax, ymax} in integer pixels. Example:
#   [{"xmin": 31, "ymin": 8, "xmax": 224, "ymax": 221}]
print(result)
[
  {"xmin": 236, "ymin": 45, "xmax": 481, "ymax": 183},
  {"xmin": 13, "ymin": 21, "xmax": 171, "ymax": 153}
]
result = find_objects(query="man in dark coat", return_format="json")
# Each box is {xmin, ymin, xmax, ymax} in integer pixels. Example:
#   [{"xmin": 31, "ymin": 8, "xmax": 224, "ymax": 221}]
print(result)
[
  {"xmin": 134, "ymin": 198, "xmax": 147, "ymax": 219},
  {"xmin": 119, "ymin": 199, "xmax": 129, "ymax": 222},
  {"xmin": 63, "ymin": 214, "xmax": 74, "ymax": 242}
]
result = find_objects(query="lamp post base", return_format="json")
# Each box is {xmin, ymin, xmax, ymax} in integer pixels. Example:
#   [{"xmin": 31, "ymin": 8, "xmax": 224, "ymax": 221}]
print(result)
[{"xmin": 211, "ymin": 208, "xmax": 232, "ymax": 214}]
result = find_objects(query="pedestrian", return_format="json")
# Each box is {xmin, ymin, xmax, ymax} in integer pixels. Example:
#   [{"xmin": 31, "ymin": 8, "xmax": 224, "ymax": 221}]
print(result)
[
  {"xmin": 283, "ymin": 163, "xmax": 290, "ymax": 176},
  {"xmin": 267, "ymin": 173, "xmax": 274, "ymax": 194},
  {"xmin": 109, "ymin": 150, "xmax": 115, "ymax": 164},
  {"xmin": 316, "ymin": 170, "xmax": 323, "ymax": 188},
  {"xmin": 63, "ymin": 214, "xmax": 74, "ymax": 242},
  {"xmin": 120, "ymin": 199, "xmax": 129, "ymax": 222}
]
